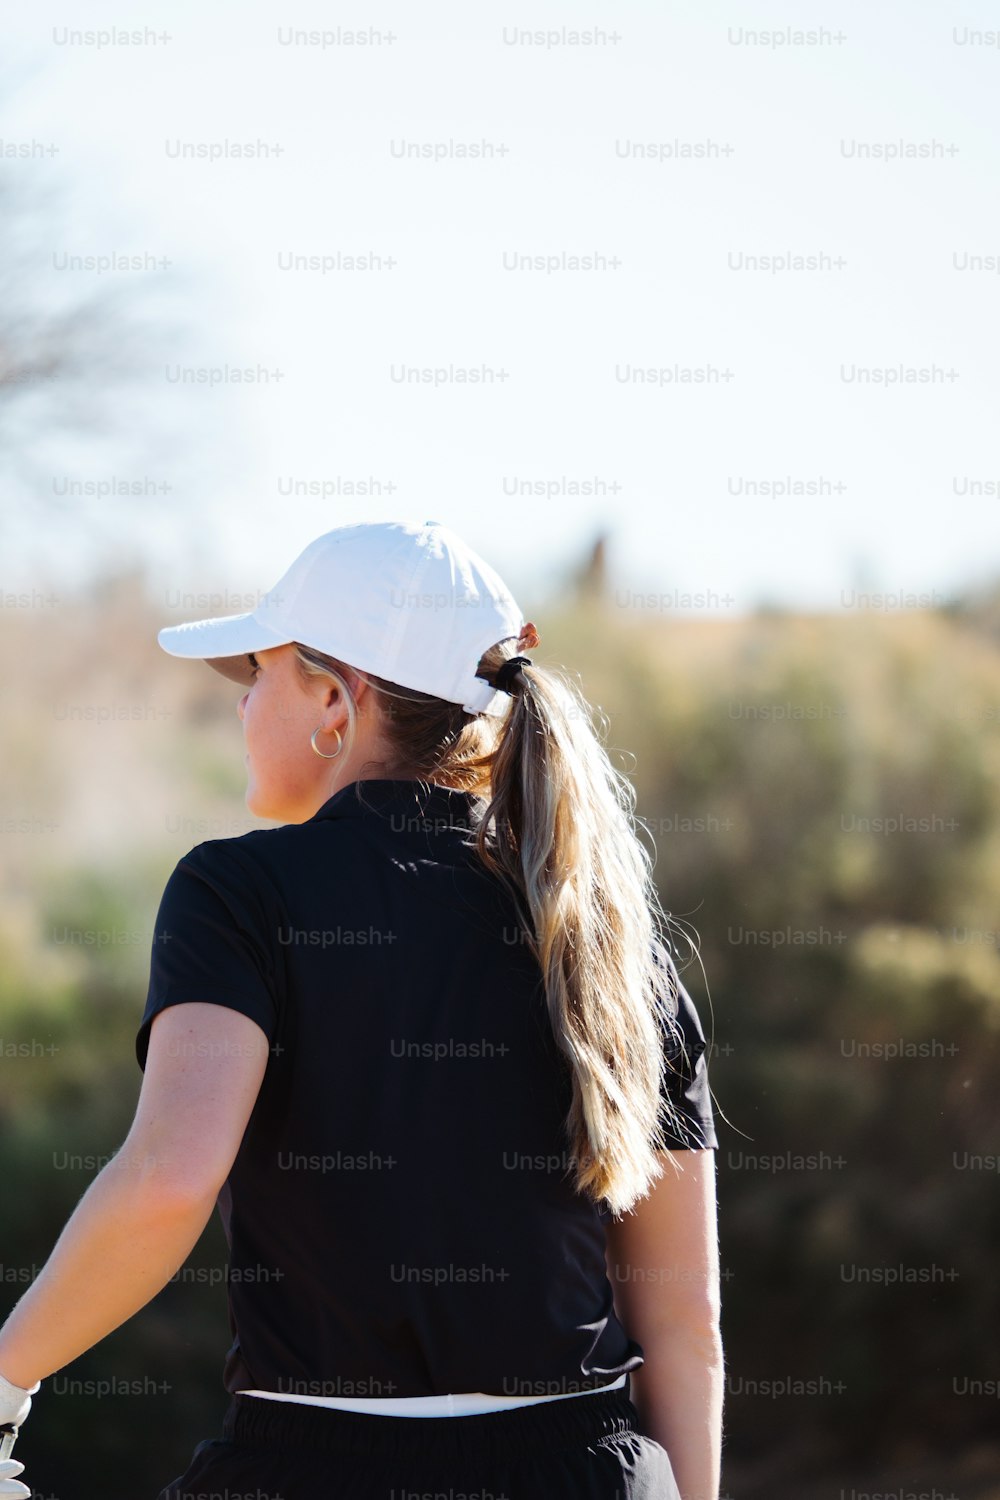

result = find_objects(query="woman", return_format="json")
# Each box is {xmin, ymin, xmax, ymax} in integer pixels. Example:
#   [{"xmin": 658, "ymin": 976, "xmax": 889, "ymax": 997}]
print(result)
[{"xmin": 0, "ymin": 519, "xmax": 723, "ymax": 1500}]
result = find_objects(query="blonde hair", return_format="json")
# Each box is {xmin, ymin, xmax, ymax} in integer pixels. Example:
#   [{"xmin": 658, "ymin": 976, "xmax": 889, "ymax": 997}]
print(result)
[{"xmin": 293, "ymin": 636, "xmax": 702, "ymax": 1216}]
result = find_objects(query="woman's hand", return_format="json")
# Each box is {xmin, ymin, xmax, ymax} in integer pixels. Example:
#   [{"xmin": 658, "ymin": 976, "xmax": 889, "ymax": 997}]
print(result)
[
  {"xmin": 0, "ymin": 1457, "xmax": 30, "ymax": 1498},
  {"xmin": 0, "ymin": 1369, "xmax": 40, "ymax": 1430},
  {"xmin": 0, "ymin": 1369, "xmax": 39, "ymax": 1498},
  {"xmin": 0, "ymin": 1374, "xmax": 37, "ymax": 1428}
]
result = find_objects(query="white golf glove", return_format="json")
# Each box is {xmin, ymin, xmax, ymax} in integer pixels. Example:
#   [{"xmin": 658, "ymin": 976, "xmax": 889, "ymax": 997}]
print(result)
[
  {"xmin": 0, "ymin": 1461, "xmax": 29, "ymax": 1500},
  {"xmin": 0, "ymin": 1369, "xmax": 40, "ymax": 1499}
]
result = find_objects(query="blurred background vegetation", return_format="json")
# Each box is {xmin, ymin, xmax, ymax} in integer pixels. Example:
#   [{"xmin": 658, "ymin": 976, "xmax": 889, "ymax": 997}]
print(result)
[{"xmin": 1, "ymin": 545, "xmax": 998, "ymax": 1498}]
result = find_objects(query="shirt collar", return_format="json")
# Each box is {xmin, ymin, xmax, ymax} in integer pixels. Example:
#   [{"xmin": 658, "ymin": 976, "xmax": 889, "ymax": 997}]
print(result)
[{"xmin": 306, "ymin": 778, "xmax": 480, "ymax": 833}]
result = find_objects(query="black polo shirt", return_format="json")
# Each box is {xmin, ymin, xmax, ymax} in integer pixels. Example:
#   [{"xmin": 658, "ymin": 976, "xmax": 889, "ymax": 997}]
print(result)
[{"xmin": 137, "ymin": 778, "xmax": 718, "ymax": 1399}]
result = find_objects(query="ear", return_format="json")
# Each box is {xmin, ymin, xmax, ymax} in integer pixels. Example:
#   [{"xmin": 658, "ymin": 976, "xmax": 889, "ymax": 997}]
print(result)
[
  {"xmin": 315, "ymin": 665, "xmax": 369, "ymax": 718},
  {"xmin": 340, "ymin": 668, "xmax": 372, "ymax": 704}
]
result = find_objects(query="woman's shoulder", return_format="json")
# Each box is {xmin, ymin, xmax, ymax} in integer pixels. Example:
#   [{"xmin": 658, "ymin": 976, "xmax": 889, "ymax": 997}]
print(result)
[{"xmin": 164, "ymin": 826, "xmax": 294, "ymax": 907}]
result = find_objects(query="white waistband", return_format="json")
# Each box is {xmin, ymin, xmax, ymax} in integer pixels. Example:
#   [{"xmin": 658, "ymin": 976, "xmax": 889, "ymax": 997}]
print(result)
[{"xmin": 235, "ymin": 1373, "xmax": 627, "ymax": 1418}]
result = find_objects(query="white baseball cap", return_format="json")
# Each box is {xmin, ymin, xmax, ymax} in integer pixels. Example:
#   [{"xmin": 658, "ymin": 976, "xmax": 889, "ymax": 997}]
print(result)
[{"xmin": 157, "ymin": 519, "xmax": 529, "ymax": 718}]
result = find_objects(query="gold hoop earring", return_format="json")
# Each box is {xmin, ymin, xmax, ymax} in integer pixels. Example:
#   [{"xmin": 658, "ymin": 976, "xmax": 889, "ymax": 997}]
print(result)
[{"xmin": 311, "ymin": 726, "xmax": 343, "ymax": 760}]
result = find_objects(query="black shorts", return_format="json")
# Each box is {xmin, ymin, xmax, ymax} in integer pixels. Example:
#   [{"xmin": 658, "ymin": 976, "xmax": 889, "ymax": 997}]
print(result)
[{"xmin": 154, "ymin": 1377, "xmax": 681, "ymax": 1500}]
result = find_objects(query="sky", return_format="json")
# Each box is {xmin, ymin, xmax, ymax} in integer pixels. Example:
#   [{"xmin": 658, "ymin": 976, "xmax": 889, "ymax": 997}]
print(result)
[{"xmin": 3, "ymin": 0, "xmax": 1000, "ymax": 622}]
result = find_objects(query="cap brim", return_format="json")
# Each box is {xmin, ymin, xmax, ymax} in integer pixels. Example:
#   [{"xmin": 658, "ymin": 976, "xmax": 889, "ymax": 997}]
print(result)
[
  {"xmin": 203, "ymin": 654, "xmax": 259, "ymax": 687},
  {"xmin": 157, "ymin": 613, "xmax": 294, "ymax": 687}
]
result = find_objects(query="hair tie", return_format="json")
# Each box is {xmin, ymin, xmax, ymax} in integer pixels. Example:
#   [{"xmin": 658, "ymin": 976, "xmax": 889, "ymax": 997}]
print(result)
[{"xmin": 494, "ymin": 655, "xmax": 532, "ymax": 695}]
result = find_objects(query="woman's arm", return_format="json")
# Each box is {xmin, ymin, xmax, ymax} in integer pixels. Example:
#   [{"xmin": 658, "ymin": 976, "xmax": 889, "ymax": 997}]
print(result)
[
  {"xmin": 0, "ymin": 1004, "xmax": 269, "ymax": 1389},
  {"xmin": 605, "ymin": 1148, "xmax": 724, "ymax": 1500}
]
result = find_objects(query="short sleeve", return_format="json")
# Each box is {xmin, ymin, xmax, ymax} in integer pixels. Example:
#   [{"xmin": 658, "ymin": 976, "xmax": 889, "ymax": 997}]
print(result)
[
  {"xmin": 652, "ymin": 936, "xmax": 719, "ymax": 1151},
  {"xmin": 136, "ymin": 841, "xmax": 283, "ymax": 1072}
]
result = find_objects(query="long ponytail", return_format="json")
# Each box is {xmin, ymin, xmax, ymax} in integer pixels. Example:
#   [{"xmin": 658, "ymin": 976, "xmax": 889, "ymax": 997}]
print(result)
[{"xmin": 471, "ymin": 640, "xmax": 693, "ymax": 1216}]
